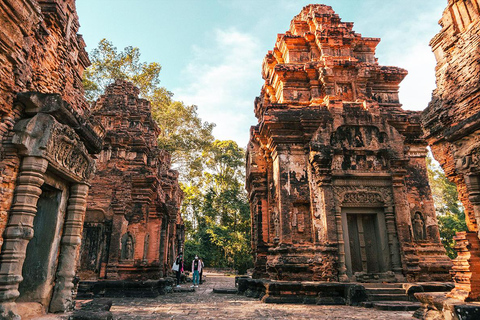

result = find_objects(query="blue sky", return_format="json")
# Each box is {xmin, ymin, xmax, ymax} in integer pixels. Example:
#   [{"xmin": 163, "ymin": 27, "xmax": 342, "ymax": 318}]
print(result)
[{"xmin": 77, "ymin": 0, "xmax": 446, "ymax": 147}]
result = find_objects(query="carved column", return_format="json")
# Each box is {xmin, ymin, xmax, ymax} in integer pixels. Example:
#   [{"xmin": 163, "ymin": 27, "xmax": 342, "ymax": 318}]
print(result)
[
  {"xmin": 391, "ymin": 170, "xmax": 417, "ymax": 279},
  {"xmin": 50, "ymin": 184, "xmax": 89, "ymax": 313},
  {"xmin": 265, "ymin": 154, "xmax": 274, "ymax": 244},
  {"xmin": 0, "ymin": 156, "xmax": 48, "ymax": 318},
  {"xmin": 335, "ymin": 204, "xmax": 348, "ymax": 282},
  {"xmin": 168, "ymin": 218, "xmax": 176, "ymax": 267},
  {"xmin": 384, "ymin": 205, "xmax": 403, "ymax": 279},
  {"xmin": 465, "ymin": 174, "xmax": 480, "ymax": 234},
  {"xmin": 159, "ymin": 218, "xmax": 167, "ymax": 276}
]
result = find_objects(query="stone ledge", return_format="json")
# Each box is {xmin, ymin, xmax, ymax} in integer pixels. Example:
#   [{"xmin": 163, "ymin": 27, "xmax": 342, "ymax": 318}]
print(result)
[
  {"xmin": 413, "ymin": 292, "xmax": 480, "ymax": 320},
  {"xmin": 213, "ymin": 288, "xmax": 238, "ymax": 294},
  {"xmin": 237, "ymin": 278, "xmax": 367, "ymax": 306},
  {"xmin": 77, "ymin": 278, "xmax": 174, "ymax": 298}
]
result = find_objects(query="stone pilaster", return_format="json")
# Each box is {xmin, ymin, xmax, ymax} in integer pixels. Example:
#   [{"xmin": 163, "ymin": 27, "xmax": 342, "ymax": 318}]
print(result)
[
  {"xmin": 0, "ymin": 156, "xmax": 48, "ymax": 318},
  {"xmin": 159, "ymin": 219, "xmax": 167, "ymax": 277},
  {"xmin": 385, "ymin": 205, "xmax": 403, "ymax": 279},
  {"xmin": 50, "ymin": 184, "xmax": 89, "ymax": 313},
  {"xmin": 335, "ymin": 205, "xmax": 348, "ymax": 282}
]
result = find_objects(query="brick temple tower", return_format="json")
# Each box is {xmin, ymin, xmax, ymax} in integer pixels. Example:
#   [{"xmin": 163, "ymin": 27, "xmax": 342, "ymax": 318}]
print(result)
[{"xmin": 246, "ymin": 4, "xmax": 452, "ymax": 283}]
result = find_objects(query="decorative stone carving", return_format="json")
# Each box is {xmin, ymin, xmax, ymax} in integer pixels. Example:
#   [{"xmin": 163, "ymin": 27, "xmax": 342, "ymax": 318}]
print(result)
[
  {"xmin": 332, "ymin": 186, "xmax": 392, "ymax": 208},
  {"xmin": 13, "ymin": 114, "xmax": 95, "ymax": 181},
  {"xmin": 121, "ymin": 233, "xmax": 135, "ymax": 261},
  {"xmin": 413, "ymin": 212, "xmax": 425, "ymax": 241}
]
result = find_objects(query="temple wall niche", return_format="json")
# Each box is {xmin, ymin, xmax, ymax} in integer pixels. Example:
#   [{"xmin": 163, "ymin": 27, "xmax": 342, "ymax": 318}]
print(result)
[{"xmin": 247, "ymin": 4, "xmax": 452, "ymax": 283}]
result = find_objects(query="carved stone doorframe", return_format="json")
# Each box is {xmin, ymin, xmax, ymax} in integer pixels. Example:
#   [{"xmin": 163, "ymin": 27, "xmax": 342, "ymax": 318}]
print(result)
[
  {"xmin": 0, "ymin": 163, "xmax": 91, "ymax": 316},
  {"xmin": 0, "ymin": 93, "xmax": 99, "ymax": 318},
  {"xmin": 332, "ymin": 183, "xmax": 403, "ymax": 282}
]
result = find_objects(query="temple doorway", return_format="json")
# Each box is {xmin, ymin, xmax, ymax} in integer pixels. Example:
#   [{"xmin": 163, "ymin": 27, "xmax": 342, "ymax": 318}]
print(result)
[
  {"xmin": 17, "ymin": 183, "xmax": 67, "ymax": 308},
  {"xmin": 342, "ymin": 208, "xmax": 391, "ymax": 280}
]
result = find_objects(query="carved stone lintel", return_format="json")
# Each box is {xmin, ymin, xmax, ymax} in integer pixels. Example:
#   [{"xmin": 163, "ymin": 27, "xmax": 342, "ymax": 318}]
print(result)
[
  {"xmin": 332, "ymin": 185, "xmax": 393, "ymax": 207},
  {"xmin": 13, "ymin": 113, "xmax": 95, "ymax": 182}
]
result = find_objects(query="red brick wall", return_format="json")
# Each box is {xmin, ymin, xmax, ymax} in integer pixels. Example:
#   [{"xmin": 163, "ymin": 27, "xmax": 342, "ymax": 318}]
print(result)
[{"xmin": 0, "ymin": 0, "xmax": 90, "ymax": 249}]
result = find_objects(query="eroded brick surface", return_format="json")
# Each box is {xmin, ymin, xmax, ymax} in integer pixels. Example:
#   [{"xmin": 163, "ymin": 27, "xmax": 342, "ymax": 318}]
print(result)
[
  {"xmin": 421, "ymin": 0, "xmax": 480, "ymax": 302},
  {"xmin": 0, "ymin": 0, "xmax": 90, "ymax": 249}
]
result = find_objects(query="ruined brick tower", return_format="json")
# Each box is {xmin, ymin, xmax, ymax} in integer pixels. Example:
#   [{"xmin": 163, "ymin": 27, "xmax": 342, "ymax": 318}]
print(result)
[
  {"xmin": 246, "ymin": 4, "xmax": 452, "ymax": 282},
  {"xmin": 79, "ymin": 80, "xmax": 184, "ymax": 281}
]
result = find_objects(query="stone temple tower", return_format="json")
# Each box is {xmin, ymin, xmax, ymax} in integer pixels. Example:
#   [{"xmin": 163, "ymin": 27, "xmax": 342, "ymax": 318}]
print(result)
[{"xmin": 246, "ymin": 4, "xmax": 452, "ymax": 283}]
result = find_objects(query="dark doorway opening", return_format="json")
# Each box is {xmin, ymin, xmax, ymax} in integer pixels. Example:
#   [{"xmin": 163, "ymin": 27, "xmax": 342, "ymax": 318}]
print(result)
[
  {"xmin": 18, "ymin": 184, "xmax": 64, "ymax": 308},
  {"xmin": 343, "ymin": 209, "xmax": 391, "ymax": 279}
]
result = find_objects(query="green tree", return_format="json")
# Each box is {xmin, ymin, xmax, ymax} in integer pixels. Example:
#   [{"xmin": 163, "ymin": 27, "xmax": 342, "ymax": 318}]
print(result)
[
  {"xmin": 83, "ymin": 39, "xmax": 164, "ymax": 102},
  {"xmin": 153, "ymin": 101, "xmax": 215, "ymax": 182},
  {"xmin": 83, "ymin": 39, "xmax": 215, "ymax": 181},
  {"xmin": 427, "ymin": 153, "xmax": 467, "ymax": 258},
  {"xmin": 183, "ymin": 140, "xmax": 252, "ymax": 274}
]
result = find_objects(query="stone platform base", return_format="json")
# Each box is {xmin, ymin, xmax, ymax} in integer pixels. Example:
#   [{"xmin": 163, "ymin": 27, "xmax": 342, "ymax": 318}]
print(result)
[
  {"xmin": 413, "ymin": 292, "xmax": 480, "ymax": 320},
  {"xmin": 77, "ymin": 278, "xmax": 174, "ymax": 298},
  {"xmin": 237, "ymin": 278, "xmax": 454, "ymax": 307},
  {"xmin": 237, "ymin": 278, "xmax": 368, "ymax": 305}
]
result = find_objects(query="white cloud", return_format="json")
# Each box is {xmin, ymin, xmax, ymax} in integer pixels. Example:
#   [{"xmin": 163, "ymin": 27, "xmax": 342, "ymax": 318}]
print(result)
[
  {"xmin": 373, "ymin": 7, "xmax": 444, "ymax": 111},
  {"xmin": 395, "ymin": 43, "xmax": 437, "ymax": 111},
  {"xmin": 174, "ymin": 28, "xmax": 263, "ymax": 147}
]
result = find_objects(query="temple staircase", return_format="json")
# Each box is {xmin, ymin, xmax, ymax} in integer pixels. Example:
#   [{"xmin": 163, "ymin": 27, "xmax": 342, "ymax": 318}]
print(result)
[{"xmin": 361, "ymin": 283, "xmax": 421, "ymax": 311}]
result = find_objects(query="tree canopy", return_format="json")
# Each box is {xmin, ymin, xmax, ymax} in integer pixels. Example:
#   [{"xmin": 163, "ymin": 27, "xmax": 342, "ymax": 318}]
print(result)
[
  {"xmin": 182, "ymin": 140, "xmax": 251, "ymax": 273},
  {"xmin": 83, "ymin": 39, "xmax": 215, "ymax": 182}
]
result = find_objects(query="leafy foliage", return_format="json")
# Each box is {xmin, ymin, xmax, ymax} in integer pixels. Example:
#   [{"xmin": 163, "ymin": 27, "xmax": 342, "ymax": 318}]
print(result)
[
  {"xmin": 427, "ymin": 153, "xmax": 467, "ymax": 258},
  {"xmin": 183, "ymin": 140, "xmax": 252, "ymax": 274},
  {"xmin": 83, "ymin": 39, "xmax": 163, "ymax": 102},
  {"xmin": 83, "ymin": 39, "xmax": 215, "ymax": 181},
  {"xmin": 153, "ymin": 101, "xmax": 215, "ymax": 182}
]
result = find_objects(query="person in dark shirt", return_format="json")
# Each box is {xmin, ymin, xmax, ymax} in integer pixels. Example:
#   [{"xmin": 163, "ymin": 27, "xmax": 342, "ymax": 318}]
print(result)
[
  {"xmin": 199, "ymin": 257, "xmax": 205, "ymax": 284},
  {"xmin": 173, "ymin": 252, "xmax": 184, "ymax": 287},
  {"xmin": 190, "ymin": 255, "xmax": 202, "ymax": 287}
]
